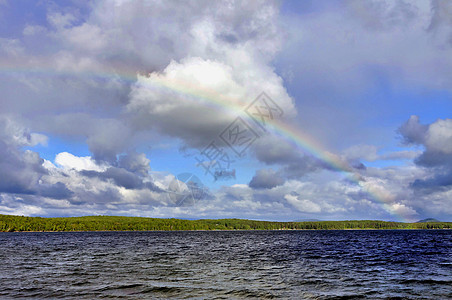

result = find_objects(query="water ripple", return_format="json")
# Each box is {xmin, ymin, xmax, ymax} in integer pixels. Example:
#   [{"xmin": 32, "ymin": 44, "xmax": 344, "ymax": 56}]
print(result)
[{"xmin": 0, "ymin": 230, "xmax": 450, "ymax": 299}]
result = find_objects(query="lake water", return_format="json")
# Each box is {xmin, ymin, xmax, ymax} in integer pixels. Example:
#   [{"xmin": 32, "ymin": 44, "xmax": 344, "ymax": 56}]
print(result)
[{"xmin": 0, "ymin": 230, "xmax": 450, "ymax": 299}]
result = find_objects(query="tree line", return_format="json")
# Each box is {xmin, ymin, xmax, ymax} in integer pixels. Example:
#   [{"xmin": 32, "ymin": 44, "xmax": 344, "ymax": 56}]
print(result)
[{"xmin": 0, "ymin": 214, "xmax": 450, "ymax": 232}]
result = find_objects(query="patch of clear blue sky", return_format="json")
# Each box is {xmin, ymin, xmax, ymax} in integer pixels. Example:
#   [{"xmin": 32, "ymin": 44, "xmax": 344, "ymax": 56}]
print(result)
[
  {"xmin": 360, "ymin": 66, "xmax": 452, "ymax": 125},
  {"xmin": 0, "ymin": 0, "xmax": 91, "ymax": 37},
  {"xmin": 143, "ymin": 141, "xmax": 258, "ymax": 190},
  {"xmin": 0, "ymin": 0, "xmax": 46, "ymax": 38},
  {"xmin": 24, "ymin": 134, "xmax": 91, "ymax": 162}
]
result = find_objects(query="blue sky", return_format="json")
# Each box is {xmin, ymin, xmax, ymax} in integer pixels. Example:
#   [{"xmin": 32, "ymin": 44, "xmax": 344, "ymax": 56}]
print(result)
[{"xmin": 0, "ymin": 0, "xmax": 451, "ymax": 221}]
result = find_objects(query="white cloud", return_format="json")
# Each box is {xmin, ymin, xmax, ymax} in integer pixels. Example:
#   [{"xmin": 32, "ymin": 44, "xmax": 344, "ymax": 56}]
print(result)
[
  {"xmin": 0, "ymin": 38, "xmax": 25, "ymax": 57},
  {"xmin": 23, "ymin": 25, "xmax": 47, "ymax": 36},
  {"xmin": 55, "ymin": 152, "xmax": 106, "ymax": 172},
  {"xmin": 426, "ymin": 119, "xmax": 452, "ymax": 154},
  {"xmin": 388, "ymin": 203, "xmax": 418, "ymax": 218},
  {"xmin": 343, "ymin": 144, "xmax": 420, "ymax": 162},
  {"xmin": 127, "ymin": 56, "xmax": 295, "ymax": 147},
  {"xmin": 284, "ymin": 194, "xmax": 321, "ymax": 213}
]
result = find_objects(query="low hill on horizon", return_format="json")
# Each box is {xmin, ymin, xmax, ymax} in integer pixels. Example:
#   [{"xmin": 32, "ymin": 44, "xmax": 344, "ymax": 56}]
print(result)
[{"xmin": 417, "ymin": 218, "xmax": 441, "ymax": 223}]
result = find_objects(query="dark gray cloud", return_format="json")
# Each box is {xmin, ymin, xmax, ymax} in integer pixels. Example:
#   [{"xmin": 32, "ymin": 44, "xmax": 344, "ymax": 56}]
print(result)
[
  {"xmin": 86, "ymin": 119, "xmax": 133, "ymax": 163},
  {"xmin": 249, "ymin": 169, "xmax": 285, "ymax": 189},
  {"xmin": 80, "ymin": 167, "xmax": 162, "ymax": 192},
  {"xmin": 398, "ymin": 116, "xmax": 452, "ymax": 167},
  {"xmin": 0, "ymin": 119, "xmax": 76, "ymax": 200},
  {"xmin": 428, "ymin": 0, "xmax": 452, "ymax": 47},
  {"xmin": 412, "ymin": 171, "xmax": 452, "ymax": 190},
  {"xmin": 251, "ymin": 135, "xmax": 344, "ymax": 179},
  {"xmin": 0, "ymin": 118, "xmax": 48, "ymax": 196},
  {"xmin": 398, "ymin": 115, "xmax": 428, "ymax": 145},
  {"xmin": 81, "ymin": 168, "xmax": 143, "ymax": 190},
  {"xmin": 0, "ymin": 147, "xmax": 45, "ymax": 195},
  {"xmin": 77, "ymin": 151, "xmax": 162, "ymax": 192},
  {"xmin": 251, "ymin": 135, "xmax": 323, "ymax": 178},
  {"xmin": 36, "ymin": 182, "xmax": 74, "ymax": 200},
  {"xmin": 415, "ymin": 151, "xmax": 452, "ymax": 168},
  {"xmin": 398, "ymin": 116, "xmax": 452, "ymax": 192},
  {"xmin": 252, "ymin": 135, "xmax": 302, "ymax": 165},
  {"xmin": 80, "ymin": 151, "xmax": 162, "ymax": 192},
  {"xmin": 118, "ymin": 151, "xmax": 151, "ymax": 176}
]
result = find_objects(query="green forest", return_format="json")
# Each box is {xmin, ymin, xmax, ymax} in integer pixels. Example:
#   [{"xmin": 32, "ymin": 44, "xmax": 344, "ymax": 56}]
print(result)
[{"xmin": 0, "ymin": 214, "xmax": 450, "ymax": 232}]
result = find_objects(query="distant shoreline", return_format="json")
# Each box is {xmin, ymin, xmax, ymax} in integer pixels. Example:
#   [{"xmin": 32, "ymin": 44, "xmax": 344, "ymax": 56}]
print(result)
[{"xmin": 1, "ymin": 214, "xmax": 450, "ymax": 232}]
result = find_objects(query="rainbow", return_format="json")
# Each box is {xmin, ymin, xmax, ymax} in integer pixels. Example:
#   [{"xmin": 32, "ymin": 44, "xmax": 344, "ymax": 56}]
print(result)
[
  {"xmin": 136, "ymin": 73, "xmax": 410, "ymax": 222},
  {"xmin": 0, "ymin": 64, "xmax": 411, "ymax": 222}
]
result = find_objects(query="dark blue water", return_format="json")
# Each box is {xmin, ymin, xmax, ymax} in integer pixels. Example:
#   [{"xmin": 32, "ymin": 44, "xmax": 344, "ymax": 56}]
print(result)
[{"xmin": 0, "ymin": 230, "xmax": 450, "ymax": 299}]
